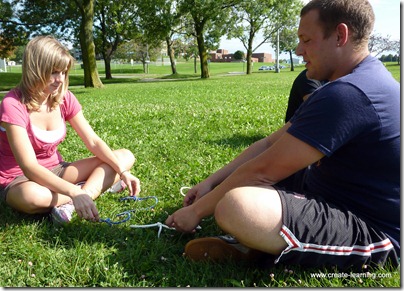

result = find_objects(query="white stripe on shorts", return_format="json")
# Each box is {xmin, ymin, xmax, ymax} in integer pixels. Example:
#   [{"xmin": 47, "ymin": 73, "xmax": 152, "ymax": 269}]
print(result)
[{"xmin": 275, "ymin": 225, "xmax": 394, "ymax": 263}]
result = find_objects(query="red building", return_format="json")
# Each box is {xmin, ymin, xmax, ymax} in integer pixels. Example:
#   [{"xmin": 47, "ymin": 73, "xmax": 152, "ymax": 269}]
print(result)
[{"xmin": 209, "ymin": 49, "xmax": 273, "ymax": 63}]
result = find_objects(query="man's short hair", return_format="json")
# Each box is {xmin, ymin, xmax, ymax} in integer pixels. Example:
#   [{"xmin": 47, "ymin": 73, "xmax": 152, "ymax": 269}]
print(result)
[{"xmin": 301, "ymin": 0, "xmax": 375, "ymax": 49}]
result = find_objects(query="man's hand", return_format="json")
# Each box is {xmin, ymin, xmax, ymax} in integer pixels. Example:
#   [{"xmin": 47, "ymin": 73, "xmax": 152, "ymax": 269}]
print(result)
[
  {"xmin": 183, "ymin": 182, "xmax": 213, "ymax": 207},
  {"xmin": 165, "ymin": 205, "xmax": 201, "ymax": 233}
]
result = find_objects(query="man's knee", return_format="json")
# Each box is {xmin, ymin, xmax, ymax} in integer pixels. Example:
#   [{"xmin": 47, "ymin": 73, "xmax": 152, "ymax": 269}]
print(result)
[
  {"xmin": 214, "ymin": 187, "xmax": 256, "ymax": 233},
  {"xmin": 214, "ymin": 186, "xmax": 279, "ymax": 225},
  {"xmin": 213, "ymin": 186, "xmax": 286, "ymax": 254},
  {"xmin": 214, "ymin": 188, "xmax": 239, "ymax": 228}
]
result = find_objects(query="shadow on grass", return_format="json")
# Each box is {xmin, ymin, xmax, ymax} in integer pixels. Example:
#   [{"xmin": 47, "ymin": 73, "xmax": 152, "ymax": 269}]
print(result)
[
  {"xmin": 0, "ymin": 200, "xmax": 49, "ymax": 227},
  {"xmin": 0, "ymin": 198, "xmax": 275, "ymax": 286},
  {"xmin": 0, "ymin": 200, "xmax": 197, "ymax": 284},
  {"xmin": 68, "ymin": 73, "xmax": 202, "ymax": 88},
  {"xmin": 0, "ymin": 200, "xmax": 400, "ymax": 287},
  {"xmin": 209, "ymin": 133, "xmax": 266, "ymax": 149}
]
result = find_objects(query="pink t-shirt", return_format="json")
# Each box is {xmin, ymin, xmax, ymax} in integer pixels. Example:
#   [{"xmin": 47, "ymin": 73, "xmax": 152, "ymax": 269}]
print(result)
[{"xmin": 0, "ymin": 89, "xmax": 82, "ymax": 187}]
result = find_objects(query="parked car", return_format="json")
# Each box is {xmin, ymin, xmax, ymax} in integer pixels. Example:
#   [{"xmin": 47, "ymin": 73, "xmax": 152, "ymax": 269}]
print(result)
[{"xmin": 258, "ymin": 65, "xmax": 271, "ymax": 71}]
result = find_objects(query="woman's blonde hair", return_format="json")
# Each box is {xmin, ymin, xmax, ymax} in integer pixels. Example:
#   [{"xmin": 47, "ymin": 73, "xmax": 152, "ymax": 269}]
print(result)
[{"xmin": 18, "ymin": 35, "xmax": 74, "ymax": 111}]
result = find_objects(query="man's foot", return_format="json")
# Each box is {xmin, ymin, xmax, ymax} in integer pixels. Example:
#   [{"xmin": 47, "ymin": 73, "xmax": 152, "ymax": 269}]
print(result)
[
  {"xmin": 106, "ymin": 180, "xmax": 126, "ymax": 193},
  {"xmin": 51, "ymin": 201, "xmax": 75, "ymax": 224},
  {"xmin": 184, "ymin": 234, "xmax": 264, "ymax": 263}
]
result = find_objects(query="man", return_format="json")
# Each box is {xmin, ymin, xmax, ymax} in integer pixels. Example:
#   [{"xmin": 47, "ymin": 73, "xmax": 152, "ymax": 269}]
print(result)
[
  {"xmin": 284, "ymin": 69, "xmax": 326, "ymax": 123},
  {"xmin": 166, "ymin": 0, "xmax": 400, "ymax": 271}
]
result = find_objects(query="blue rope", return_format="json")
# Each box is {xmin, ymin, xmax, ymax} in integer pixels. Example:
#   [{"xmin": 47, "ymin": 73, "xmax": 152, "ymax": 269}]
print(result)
[
  {"xmin": 99, "ymin": 187, "xmax": 201, "ymax": 238},
  {"xmin": 99, "ymin": 195, "xmax": 158, "ymax": 226}
]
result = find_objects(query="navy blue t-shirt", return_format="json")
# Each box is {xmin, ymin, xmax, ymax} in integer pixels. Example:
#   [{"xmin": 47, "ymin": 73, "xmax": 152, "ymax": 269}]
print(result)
[
  {"xmin": 285, "ymin": 69, "xmax": 326, "ymax": 122},
  {"xmin": 288, "ymin": 56, "xmax": 400, "ymax": 250}
]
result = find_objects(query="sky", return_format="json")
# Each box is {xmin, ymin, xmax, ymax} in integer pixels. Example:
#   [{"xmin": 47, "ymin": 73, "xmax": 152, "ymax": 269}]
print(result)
[{"xmin": 219, "ymin": 0, "xmax": 402, "ymax": 56}]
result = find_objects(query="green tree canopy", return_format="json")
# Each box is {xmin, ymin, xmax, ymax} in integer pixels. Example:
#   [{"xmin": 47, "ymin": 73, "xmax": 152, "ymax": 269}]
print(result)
[
  {"xmin": 137, "ymin": 0, "xmax": 183, "ymax": 75},
  {"xmin": 227, "ymin": 0, "xmax": 302, "ymax": 74},
  {"xmin": 178, "ymin": 0, "xmax": 237, "ymax": 78},
  {"xmin": 5, "ymin": 0, "xmax": 103, "ymax": 88},
  {"xmin": 94, "ymin": 0, "xmax": 140, "ymax": 79},
  {"xmin": 233, "ymin": 50, "xmax": 245, "ymax": 61}
]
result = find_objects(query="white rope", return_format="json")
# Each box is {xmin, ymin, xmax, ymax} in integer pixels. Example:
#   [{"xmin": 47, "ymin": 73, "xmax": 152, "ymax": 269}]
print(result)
[
  {"xmin": 129, "ymin": 186, "xmax": 202, "ymax": 238},
  {"xmin": 130, "ymin": 222, "xmax": 175, "ymax": 238},
  {"xmin": 130, "ymin": 222, "xmax": 202, "ymax": 238},
  {"xmin": 180, "ymin": 186, "xmax": 191, "ymax": 196}
]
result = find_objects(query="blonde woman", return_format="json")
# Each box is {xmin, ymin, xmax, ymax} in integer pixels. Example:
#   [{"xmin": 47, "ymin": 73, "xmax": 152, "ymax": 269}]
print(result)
[{"xmin": 0, "ymin": 35, "xmax": 140, "ymax": 224}]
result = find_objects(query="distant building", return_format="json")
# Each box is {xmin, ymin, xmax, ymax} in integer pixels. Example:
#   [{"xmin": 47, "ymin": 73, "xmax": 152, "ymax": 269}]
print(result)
[
  {"xmin": 251, "ymin": 52, "xmax": 273, "ymax": 63},
  {"xmin": 209, "ymin": 49, "xmax": 273, "ymax": 63}
]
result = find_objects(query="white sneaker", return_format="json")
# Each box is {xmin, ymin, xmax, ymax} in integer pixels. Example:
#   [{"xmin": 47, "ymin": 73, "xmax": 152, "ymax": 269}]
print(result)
[
  {"xmin": 106, "ymin": 180, "xmax": 126, "ymax": 193},
  {"xmin": 51, "ymin": 202, "xmax": 75, "ymax": 224}
]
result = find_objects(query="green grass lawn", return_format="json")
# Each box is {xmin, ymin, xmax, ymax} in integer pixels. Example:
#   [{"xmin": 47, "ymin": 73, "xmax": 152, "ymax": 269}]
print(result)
[{"xmin": 0, "ymin": 62, "xmax": 400, "ymax": 287}]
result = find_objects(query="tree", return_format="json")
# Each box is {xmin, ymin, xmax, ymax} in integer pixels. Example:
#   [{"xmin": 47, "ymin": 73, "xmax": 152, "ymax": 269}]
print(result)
[
  {"xmin": 8, "ymin": 45, "xmax": 25, "ymax": 63},
  {"xmin": 278, "ymin": 27, "xmax": 299, "ymax": 71},
  {"xmin": 233, "ymin": 50, "xmax": 245, "ymax": 61},
  {"xmin": 94, "ymin": 0, "xmax": 140, "ymax": 79},
  {"xmin": 0, "ymin": 36, "xmax": 16, "ymax": 59},
  {"xmin": 268, "ymin": 7, "xmax": 301, "ymax": 72},
  {"xmin": 136, "ymin": 40, "xmax": 161, "ymax": 73},
  {"xmin": 179, "ymin": 34, "xmax": 199, "ymax": 73},
  {"xmin": 75, "ymin": 0, "xmax": 103, "ymax": 88},
  {"xmin": 227, "ymin": 0, "xmax": 302, "ymax": 74},
  {"xmin": 380, "ymin": 54, "xmax": 400, "ymax": 63},
  {"xmin": 178, "ymin": 0, "xmax": 236, "ymax": 78},
  {"xmin": 0, "ymin": 1, "xmax": 15, "ymax": 58},
  {"xmin": 0, "ymin": 0, "xmax": 39, "ymax": 58},
  {"xmin": 6, "ymin": 0, "xmax": 103, "ymax": 88},
  {"xmin": 137, "ymin": 0, "xmax": 183, "ymax": 75},
  {"xmin": 368, "ymin": 32, "xmax": 400, "ymax": 58}
]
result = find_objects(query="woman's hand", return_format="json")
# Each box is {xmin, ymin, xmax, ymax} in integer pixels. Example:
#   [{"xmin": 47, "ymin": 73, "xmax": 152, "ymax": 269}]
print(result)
[
  {"xmin": 71, "ymin": 193, "xmax": 99, "ymax": 222},
  {"xmin": 121, "ymin": 171, "xmax": 141, "ymax": 196}
]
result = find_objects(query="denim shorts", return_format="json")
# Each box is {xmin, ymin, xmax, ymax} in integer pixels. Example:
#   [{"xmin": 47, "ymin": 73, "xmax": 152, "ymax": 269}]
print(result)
[{"xmin": 0, "ymin": 162, "xmax": 71, "ymax": 202}]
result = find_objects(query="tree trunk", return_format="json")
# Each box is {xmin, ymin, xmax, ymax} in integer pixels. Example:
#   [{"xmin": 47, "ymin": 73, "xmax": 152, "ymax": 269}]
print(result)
[
  {"xmin": 246, "ymin": 34, "xmax": 254, "ymax": 74},
  {"xmin": 104, "ymin": 54, "xmax": 112, "ymax": 79},
  {"xmin": 289, "ymin": 50, "xmax": 294, "ymax": 71},
  {"xmin": 77, "ymin": 0, "xmax": 103, "ymax": 88},
  {"xmin": 166, "ymin": 36, "xmax": 177, "ymax": 75},
  {"xmin": 196, "ymin": 33, "xmax": 209, "ymax": 78}
]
